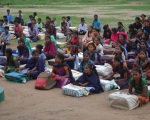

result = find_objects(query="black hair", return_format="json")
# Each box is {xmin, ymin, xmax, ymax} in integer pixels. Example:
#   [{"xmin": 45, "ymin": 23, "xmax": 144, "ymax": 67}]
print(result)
[
  {"xmin": 94, "ymin": 37, "xmax": 103, "ymax": 46},
  {"xmin": 7, "ymin": 9, "xmax": 10, "ymax": 11},
  {"xmin": 118, "ymin": 22, "xmax": 124, "ymax": 28},
  {"xmin": 62, "ymin": 16, "xmax": 66, "ymax": 19},
  {"xmin": 29, "ymin": 15, "xmax": 33, "ymax": 18},
  {"xmin": 114, "ymin": 55, "xmax": 123, "ymax": 69},
  {"xmin": 33, "ymin": 12, "xmax": 37, "ymax": 16},
  {"xmin": 119, "ymin": 33, "xmax": 126, "ymax": 40},
  {"xmin": 66, "ymin": 16, "xmax": 70, "ymax": 20},
  {"xmin": 86, "ymin": 63, "xmax": 99, "ymax": 77},
  {"xmin": 46, "ymin": 16, "xmax": 51, "ymax": 20},
  {"xmin": 103, "ymin": 24, "xmax": 109, "ymax": 30},
  {"xmin": 128, "ymin": 24, "xmax": 134, "ymax": 29},
  {"xmin": 111, "ymin": 27, "xmax": 117, "ymax": 34},
  {"xmin": 32, "ymin": 50, "xmax": 39, "ymax": 55},
  {"xmin": 4, "ymin": 18, "xmax": 8, "ymax": 22},
  {"xmin": 50, "ymin": 20, "xmax": 54, "ymax": 24},
  {"xmin": 142, "ymin": 32, "xmax": 149, "ymax": 41},
  {"xmin": 93, "ymin": 28, "xmax": 100, "ymax": 33},
  {"xmin": 139, "ymin": 40, "xmax": 148, "ymax": 49},
  {"xmin": 14, "ymin": 19, "xmax": 19, "ymax": 23},
  {"xmin": 73, "ymin": 30, "xmax": 79, "ymax": 35},
  {"xmin": 45, "ymin": 35, "xmax": 51, "ymax": 40},
  {"xmin": 135, "ymin": 17, "xmax": 141, "ymax": 21},
  {"xmin": 38, "ymin": 18, "xmax": 41, "ymax": 21},
  {"xmin": 138, "ymin": 49, "xmax": 147, "ymax": 65},
  {"xmin": 36, "ymin": 44, "xmax": 43, "ymax": 53},
  {"xmin": 88, "ymin": 25, "xmax": 93, "ymax": 37},
  {"xmin": 4, "ymin": 26, "xmax": 9, "ymax": 30},
  {"xmin": 88, "ymin": 43, "xmax": 96, "ymax": 50},
  {"xmin": 3, "ymin": 16, "xmax": 7, "ymax": 19},
  {"xmin": 132, "ymin": 67, "xmax": 142, "ymax": 74},
  {"xmin": 68, "ymin": 29, "xmax": 73, "ymax": 33},
  {"xmin": 18, "ymin": 39, "xmax": 25, "ymax": 44},
  {"xmin": 83, "ymin": 51, "xmax": 90, "ymax": 56},
  {"xmin": 32, "ymin": 19, "xmax": 36, "ymax": 22},
  {"xmin": 94, "ymin": 14, "xmax": 98, "ymax": 17},
  {"xmin": 18, "ymin": 10, "xmax": 22, "ymax": 13},
  {"xmin": 71, "ymin": 45, "xmax": 78, "ymax": 54},
  {"xmin": 5, "ymin": 48, "xmax": 12, "ymax": 56},
  {"xmin": 28, "ymin": 23, "xmax": 32, "ymax": 28},
  {"xmin": 56, "ymin": 53, "xmax": 64, "ymax": 63},
  {"xmin": 115, "ymin": 46, "xmax": 124, "ymax": 56}
]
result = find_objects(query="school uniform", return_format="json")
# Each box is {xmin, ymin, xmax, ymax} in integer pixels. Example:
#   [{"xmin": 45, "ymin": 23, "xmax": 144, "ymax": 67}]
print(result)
[{"xmin": 78, "ymin": 23, "xmax": 87, "ymax": 35}]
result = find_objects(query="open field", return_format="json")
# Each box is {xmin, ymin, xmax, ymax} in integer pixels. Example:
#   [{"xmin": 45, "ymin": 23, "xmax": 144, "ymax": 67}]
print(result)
[{"xmin": 0, "ymin": 1, "xmax": 150, "ymax": 120}]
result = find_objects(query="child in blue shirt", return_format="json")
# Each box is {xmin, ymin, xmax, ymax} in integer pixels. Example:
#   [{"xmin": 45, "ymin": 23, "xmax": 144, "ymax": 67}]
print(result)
[{"xmin": 92, "ymin": 14, "xmax": 101, "ymax": 32}]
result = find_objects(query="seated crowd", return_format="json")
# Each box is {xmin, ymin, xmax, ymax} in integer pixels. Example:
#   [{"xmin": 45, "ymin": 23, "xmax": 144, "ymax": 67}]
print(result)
[{"xmin": 0, "ymin": 9, "xmax": 150, "ymax": 106}]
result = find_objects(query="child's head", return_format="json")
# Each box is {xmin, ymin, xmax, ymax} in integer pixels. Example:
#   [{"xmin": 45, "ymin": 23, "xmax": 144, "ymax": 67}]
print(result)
[
  {"xmin": 50, "ymin": 21, "xmax": 54, "ymax": 26},
  {"xmin": 46, "ymin": 16, "xmax": 51, "ymax": 23},
  {"xmin": 66, "ymin": 41, "xmax": 72, "ymax": 49},
  {"xmin": 81, "ymin": 19, "xmax": 85, "ymax": 25},
  {"xmin": 14, "ymin": 19, "xmax": 19, "ymax": 26},
  {"xmin": 103, "ymin": 24, "xmax": 109, "ymax": 30},
  {"xmin": 18, "ymin": 39, "xmax": 25, "ymax": 47},
  {"xmin": 140, "ymin": 14, "xmax": 146, "ymax": 19},
  {"xmin": 94, "ymin": 37, "xmax": 100, "ymax": 45},
  {"xmin": 53, "ymin": 17, "xmax": 56, "ymax": 21},
  {"xmin": 36, "ymin": 44, "xmax": 43, "ymax": 53},
  {"xmin": 88, "ymin": 25, "xmax": 93, "ymax": 32},
  {"xmin": 142, "ymin": 32, "xmax": 149, "ymax": 40},
  {"xmin": 32, "ymin": 50, "xmax": 39, "ymax": 59},
  {"xmin": 67, "ymin": 29, "xmax": 73, "ymax": 35},
  {"xmin": 118, "ymin": 22, "xmax": 124, "ymax": 28},
  {"xmin": 83, "ymin": 51, "xmax": 90, "ymax": 62},
  {"xmin": 32, "ymin": 19, "xmax": 36, "ymax": 24},
  {"xmin": 135, "ymin": 17, "xmax": 141, "ymax": 23},
  {"xmin": 55, "ymin": 53, "xmax": 64, "ymax": 64},
  {"xmin": 88, "ymin": 43, "xmax": 96, "ymax": 52},
  {"xmin": 63, "ymin": 22, "xmax": 67, "ymax": 27},
  {"xmin": 84, "ymin": 63, "xmax": 96, "ymax": 74},
  {"xmin": 4, "ymin": 18, "xmax": 8, "ymax": 24},
  {"xmin": 5, "ymin": 48, "xmax": 12, "ymax": 57},
  {"xmin": 113, "ymin": 55, "xmax": 123, "ymax": 67},
  {"xmin": 94, "ymin": 14, "xmax": 98, "ymax": 20},
  {"xmin": 71, "ymin": 45, "xmax": 78, "ymax": 54},
  {"xmin": 18, "ymin": 10, "xmax": 22, "ymax": 14},
  {"xmin": 45, "ymin": 31, "xmax": 50, "ymax": 36},
  {"xmin": 45, "ymin": 36, "xmax": 51, "ymax": 43},
  {"xmin": 137, "ymin": 28, "xmax": 143, "ymax": 36},
  {"xmin": 139, "ymin": 49, "xmax": 147, "ymax": 60},
  {"xmin": 118, "ymin": 34, "xmax": 126, "ymax": 41},
  {"xmin": 20, "ymin": 34, "xmax": 26, "ymax": 40},
  {"xmin": 115, "ymin": 40, "xmax": 122, "ymax": 47},
  {"xmin": 33, "ymin": 12, "xmax": 37, "ymax": 17},
  {"xmin": 128, "ymin": 24, "xmax": 134, "ymax": 31},
  {"xmin": 73, "ymin": 30, "xmax": 78, "ymax": 38},
  {"xmin": 66, "ymin": 16, "xmax": 70, "ymax": 21},
  {"xmin": 4, "ymin": 26, "xmax": 9, "ymax": 33},
  {"xmin": 62, "ymin": 16, "xmax": 66, "ymax": 22},
  {"xmin": 132, "ymin": 67, "xmax": 142, "ymax": 80},
  {"xmin": 111, "ymin": 28, "xmax": 117, "ymax": 34},
  {"xmin": 139, "ymin": 40, "xmax": 148, "ymax": 49},
  {"xmin": 28, "ymin": 23, "xmax": 33, "ymax": 29},
  {"xmin": 145, "ymin": 20, "xmax": 150, "ymax": 27},
  {"xmin": 7, "ymin": 9, "xmax": 10, "ymax": 14},
  {"xmin": 115, "ymin": 46, "xmax": 123, "ymax": 55},
  {"xmin": 92, "ymin": 28, "xmax": 99, "ymax": 36},
  {"xmin": 29, "ymin": 15, "xmax": 33, "ymax": 20},
  {"xmin": 38, "ymin": 18, "xmax": 41, "ymax": 23}
]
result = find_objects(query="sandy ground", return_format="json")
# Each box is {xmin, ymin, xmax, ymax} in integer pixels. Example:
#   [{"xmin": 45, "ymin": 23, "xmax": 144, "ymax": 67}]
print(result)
[
  {"xmin": 1, "ymin": 3, "xmax": 150, "ymax": 120},
  {"xmin": 0, "ymin": 78, "xmax": 150, "ymax": 120}
]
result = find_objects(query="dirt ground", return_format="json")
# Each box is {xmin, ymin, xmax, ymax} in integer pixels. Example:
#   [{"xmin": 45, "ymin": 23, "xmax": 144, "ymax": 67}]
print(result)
[{"xmin": 1, "ymin": 4, "xmax": 150, "ymax": 120}]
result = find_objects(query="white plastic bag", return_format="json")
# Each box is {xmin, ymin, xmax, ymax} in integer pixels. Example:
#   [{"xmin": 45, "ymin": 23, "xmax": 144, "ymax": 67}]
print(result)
[
  {"xmin": 96, "ymin": 63, "xmax": 112, "ymax": 76},
  {"xmin": 108, "ymin": 92, "xmax": 139, "ymax": 110},
  {"xmin": 100, "ymin": 79, "xmax": 120, "ymax": 91}
]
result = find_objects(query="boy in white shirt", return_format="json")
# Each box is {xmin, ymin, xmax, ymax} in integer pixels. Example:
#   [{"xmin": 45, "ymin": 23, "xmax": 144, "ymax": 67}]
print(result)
[{"xmin": 78, "ymin": 18, "xmax": 87, "ymax": 35}]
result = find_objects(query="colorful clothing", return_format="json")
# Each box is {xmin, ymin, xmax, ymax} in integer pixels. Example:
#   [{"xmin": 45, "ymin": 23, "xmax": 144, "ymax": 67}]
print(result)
[
  {"xmin": 14, "ymin": 25, "xmax": 23, "ymax": 34},
  {"xmin": 92, "ymin": 19, "xmax": 101, "ymax": 31},
  {"xmin": 73, "ymin": 72, "xmax": 104, "ymax": 93},
  {"xmin": 83, "ymin": 31, "xmax": 93, "ymax": 45},
  {"xmin": 5, "ymin": 56, "xmax": 19, "ymax": 73},
  {"xmin": 6, "ymin": 14, "xmax": 13, "ymax": 23},
  {"xmin": 47, "ymin": 26, "xmax": 56, "ymax": 38},
  {"xmin": 103, "ymin": 29, "xmax": 111, "ymax": 39},
  {"xmin": 50, "ymin": 35, "xmax": 57, "ymax": 45},
  {"xmin": 96, "ymin": 44, "xmax": 104, "ymax": 56},
  {"xmin": 52, "ymin": 63, "xmax": 74, "ymax": 88},
  {"xmin": 66, "ymin": 35, "xmax": 73, "ymax": 42},
  {"xmin": 24, "ymin": 38, "xmax": 32, "ymax": 54},
  {"xmin": 79, "ymin": 59, "xmax": 94, "ymax": 72},
  {"xmin": 111, "ymin": 33, "xmax": 118, "ymax": 43}
]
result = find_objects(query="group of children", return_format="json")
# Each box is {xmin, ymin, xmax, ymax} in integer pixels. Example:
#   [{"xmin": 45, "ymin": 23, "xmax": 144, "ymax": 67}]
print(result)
[{"xmin": 0, "ymin": 10, "xmax": 150, "ymax": 106}]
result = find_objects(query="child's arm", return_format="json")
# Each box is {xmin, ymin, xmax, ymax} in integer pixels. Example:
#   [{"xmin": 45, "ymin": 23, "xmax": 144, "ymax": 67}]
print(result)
[
  {"xmin": 24, "ymin": 51, "xmax": 29, "ymax": 58},
  {"xmin": 141, "ymin": 86, "xmax": 148, "ymax": 97},
  {"xmin": 128, "ymin": 85, "xmax": 133, "ymax": 94},
  {"xmin": 64, "ymin": 56, "xmax": 75, "ymax": 61},
  {"xmin": 115, "ymin": 72, "xmax": 128, "ymax": 82},
  {"xmin": 82, "ymin": 82, "xmax": 90, "ymax": 87},
  {"xmin": 13, "ymin": 58, "xmax": 19, "ymax": 68},
  {"xmin": 27, "ymin": 67, "xmax": 37, "ymax": 74}
]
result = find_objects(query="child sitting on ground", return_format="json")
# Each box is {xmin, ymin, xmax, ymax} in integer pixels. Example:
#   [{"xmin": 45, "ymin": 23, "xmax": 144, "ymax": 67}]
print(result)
[
  {"xmin": 61, "ymin": 22, "xmax": 69, "ymax": 36},
  {"xmin": 117, "ymin": 22, "xmax": 125, "ymax": 32},
  {"xmin": 87, "ymin": 43, "xmax": 101, "ymax": 65},
  {"xmin": 94, "ymin": 37, "xmax": 104, "ymax": 56},
  {"xmin": 133, "ymin": 49, "xmax": 150, "ymax": 79},
  {"xmin": 36, "ymin": 44, "xmax": 46, "ymax": 64},
  {"xmin": 64, "ymin": 41, "xmax": 72, "ymax": 54},
  {"xmin": 47, "ymin": 21, "xmax": 56, "ymax": 39},
  {"xmin": 43, "ymin": 36, "xmax": 57, "ymax": 60},
  {"xmin": 78, "ymin": 18, "xmax": 87, "ymax": 35},
  {"xmin": 4, "ymin": 48, "xmax": 19, "ymax": 73},
  {"xmin": 51, "ymin": 53, "xmax": 74, "ymax": 88},
  {"xmin": 79, "ymin": 51, "xmax": 94, "ymax": 72},
  {"xmin": 103, "ymin": 24, "xmax": 111, "ymax": 40},
  {"xmin": 104, "ymin": 56, "xmax": 131, "ymax": 90},
  {"xmin": 17, "ymin": 50, "xmax": 45, "ymax": 80},
  {"xmin": 64, "ymin": 45, "xmax": 79, "ymax": 70},
  {"xmin": 37, "ymin": 18, "xmax": 43, "ymax": 32},
  {"xmin": 129, "ymin": 67, "xmax": 149, "ymax": 106},
  {"xmin": 66, "ymin": 29, "xmax": 73, "ymax": 42},
  {"xmin": 73, "ymin": 63, "xmax": 104, "ymax": 94}
]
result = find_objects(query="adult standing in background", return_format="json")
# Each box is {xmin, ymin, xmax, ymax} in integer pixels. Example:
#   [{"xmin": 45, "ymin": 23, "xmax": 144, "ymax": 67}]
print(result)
[{"xmin": 6, "ymin": 9, "xmax": 13, "ymax": 24}]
